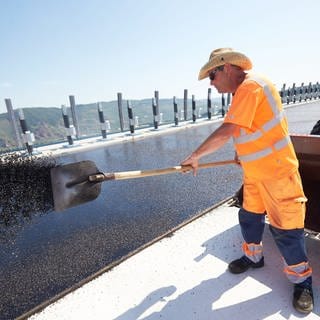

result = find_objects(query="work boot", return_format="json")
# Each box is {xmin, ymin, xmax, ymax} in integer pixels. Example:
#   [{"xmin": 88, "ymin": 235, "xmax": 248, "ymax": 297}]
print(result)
[
  {"xmin": 293, "ymin": 278, "xmax": 314, "ymax": 314},
  {"xmin": 228, "ymin": 255, "xmax": 264, "ymax": 274}
]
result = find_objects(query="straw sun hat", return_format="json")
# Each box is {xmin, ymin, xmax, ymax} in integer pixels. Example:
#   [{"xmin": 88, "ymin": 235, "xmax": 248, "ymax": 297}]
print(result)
[{"xmin": 198, "ymin": 48, "xmax": 252, "ymax": 80}]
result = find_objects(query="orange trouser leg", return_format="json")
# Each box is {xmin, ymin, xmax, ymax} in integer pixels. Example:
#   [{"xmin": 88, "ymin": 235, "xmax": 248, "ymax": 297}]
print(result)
[{"xmin": 241, "ymin": 171, "xmax": 311, "ymax": 283}]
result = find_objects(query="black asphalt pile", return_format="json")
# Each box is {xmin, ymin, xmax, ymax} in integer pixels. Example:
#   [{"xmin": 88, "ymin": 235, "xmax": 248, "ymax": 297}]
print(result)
[{"xmin": 0, "ymin": 153, "xmax": 56, "ymax": 230}]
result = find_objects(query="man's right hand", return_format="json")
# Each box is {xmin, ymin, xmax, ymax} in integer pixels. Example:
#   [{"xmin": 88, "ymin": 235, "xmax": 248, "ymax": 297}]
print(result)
[{"xmin": 181, "ymin": 153, "xmax": 200, "ymax": 176}]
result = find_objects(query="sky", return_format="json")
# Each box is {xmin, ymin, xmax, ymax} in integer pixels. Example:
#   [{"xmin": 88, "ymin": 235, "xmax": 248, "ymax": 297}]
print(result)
[{"xmin": 1, "ymin": 0, "xmax": 320, "ymax": 113}]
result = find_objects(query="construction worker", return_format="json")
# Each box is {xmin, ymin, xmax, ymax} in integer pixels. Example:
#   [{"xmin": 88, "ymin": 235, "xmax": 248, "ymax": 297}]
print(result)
[{"xmin": 181, "ymin": 48, "xmax": 313, "ymax": 313}]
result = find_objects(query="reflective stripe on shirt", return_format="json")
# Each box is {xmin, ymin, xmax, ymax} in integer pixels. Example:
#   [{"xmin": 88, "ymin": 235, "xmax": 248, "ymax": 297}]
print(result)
[
  {"xmin": 238, "ymin": 134, "xmax": 291, "ymax": 162},
  {"xmin": 234, "ymin": 75, "xmax": 285, "ymax": 145},
  {"xmin": 233, "ymin": 75, "xmax": 290, "ymax": 163}
]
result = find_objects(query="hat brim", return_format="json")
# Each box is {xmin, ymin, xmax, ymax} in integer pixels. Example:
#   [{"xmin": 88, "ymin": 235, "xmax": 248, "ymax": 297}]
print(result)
[{"xmin": 198, "ymin": 51, "xmax": 252, "ymax": 80}]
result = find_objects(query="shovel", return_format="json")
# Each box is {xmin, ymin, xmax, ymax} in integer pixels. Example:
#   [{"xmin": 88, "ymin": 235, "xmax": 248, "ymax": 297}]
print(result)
[{"xmin": 51, "ymin": 159, "xmax": 237, "ymax": 212}]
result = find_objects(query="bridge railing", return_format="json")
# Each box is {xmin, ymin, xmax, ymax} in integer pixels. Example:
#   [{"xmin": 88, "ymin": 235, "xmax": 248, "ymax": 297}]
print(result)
[{"xmin": 1, "ymin": 81, "xmax": 319, "ymax": 155}]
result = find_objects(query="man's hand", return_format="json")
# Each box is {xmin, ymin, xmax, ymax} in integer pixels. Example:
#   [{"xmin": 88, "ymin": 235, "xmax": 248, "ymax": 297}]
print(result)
[
  {"xmin": 181, "ymin": 153, "xmax": 200, "ymax": 176},
  {"xmin": 180, "ymin": 123, "xmax": 237, "ymax": 176}
]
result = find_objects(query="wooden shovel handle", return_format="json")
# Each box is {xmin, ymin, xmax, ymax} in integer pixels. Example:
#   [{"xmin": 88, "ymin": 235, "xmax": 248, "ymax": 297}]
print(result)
[{"xmin": 88, "ymin": 159, "xmax": 237, "ymax": 182}]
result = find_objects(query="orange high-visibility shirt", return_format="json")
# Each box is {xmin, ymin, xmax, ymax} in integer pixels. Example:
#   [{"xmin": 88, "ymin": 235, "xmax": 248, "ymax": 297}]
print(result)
[{"xmin": 224, "ymin": 74, "xmax": 299, "ymax": 180}]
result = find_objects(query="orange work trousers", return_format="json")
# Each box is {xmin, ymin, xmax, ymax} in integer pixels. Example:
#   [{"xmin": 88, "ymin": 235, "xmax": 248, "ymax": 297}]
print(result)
[{"xmin": 242, "ymin": 170, "xmax": 307, "ymax": 230}]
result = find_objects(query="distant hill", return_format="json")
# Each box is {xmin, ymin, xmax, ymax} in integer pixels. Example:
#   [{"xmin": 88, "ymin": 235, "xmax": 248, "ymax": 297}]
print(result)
[{"xmin": 0, "ymin": 97, "xmax": 223, "ymax": 152}]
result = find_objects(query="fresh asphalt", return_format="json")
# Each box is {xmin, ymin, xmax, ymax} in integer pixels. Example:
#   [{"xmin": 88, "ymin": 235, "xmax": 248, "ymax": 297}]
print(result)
[{"xmin": 0, "ymin": 101, "xmax": 319, "ymax": 319}]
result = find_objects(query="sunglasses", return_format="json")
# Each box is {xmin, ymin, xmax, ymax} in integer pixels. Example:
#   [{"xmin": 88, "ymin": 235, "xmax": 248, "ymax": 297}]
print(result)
[{"xmin": 209, "ymin": 65, "xmax": 224, "ymax": 81}]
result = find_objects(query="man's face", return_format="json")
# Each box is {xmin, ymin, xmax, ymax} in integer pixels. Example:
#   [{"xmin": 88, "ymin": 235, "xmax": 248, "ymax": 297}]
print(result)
[{"xmin": 209, "ymin": 63, "xmax": 232, "ymax": 93}]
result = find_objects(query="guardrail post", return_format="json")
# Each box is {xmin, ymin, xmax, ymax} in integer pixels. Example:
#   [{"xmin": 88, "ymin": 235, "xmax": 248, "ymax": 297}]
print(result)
[
  {"xmin": 18, "ymin": 108, "xmax": 35, "ymax": 155},
  {"xmin": 207, "ymin": 88, "xmax": 212, "ymax": 120},
  {"xmin": 286, "ymin": 86, "xmax": 291, "ymax": 104},
  {"xmin": 308, "ymin": 82, "xmax": 312, "ymax": 100},
  {"xmin": 4, "ymin": 98, "xmax": 23, "ymax": 148},
  {"xmin": 280, "ymin": 83, "xmax": 286, "ymax": 104},
  {"xmin": 69, "ymin": 95, "xmax": 80, "ymax": 138},
  {"xmin": 183, "ymin": 89, "xmax": 188, "ymax": 121},
  {"xmin": 117, "ymin": 92, "xmax": 124, "ymax": 132},
  {"xmin": 127, "ymin": 100, "xmax": 135, "ymax": 134},
  {"xmin": 154, "ymin": 90, "xmax": 159, "ymax": 117},
  {"xmin": 298, "ymin": 82, "xmax": 304, "ymax": 102},
  {"xmin": 221, "ymin": 93, "xmax": 226, "ymax": 117},
  {"xmin": 61, "ymin": 105, "xmax": 75, "ymax": 145},
  {"xmin": 97, "ymin": 102, "xmax": 107, "ymax": 139},
  {"xmin": 303, "ymin": 83, "xmax": 307, "ymax": 101},
  {"xmin": 152, "ymin": 98, "xmax": 159, "ymax": 129},
  {"xmin": 305, "ymin": 83, "xmax": 309, "ymax": 101},
  {"xmin": 192, "ymin": 95, "xmax": 196, "ymax": 123},
  {"xmin": 227, "ymin": 93, "xmax": 231, "ymax": 107},
  {"xmin": 173, "ymin": 96, "xmax": 179, "ymax": 126}
]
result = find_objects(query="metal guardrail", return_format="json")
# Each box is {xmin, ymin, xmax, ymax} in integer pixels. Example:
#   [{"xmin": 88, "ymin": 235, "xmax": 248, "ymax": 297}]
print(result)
[
  {"xmin": 279, "ymin": 82, "xmax": 320, "ymax": 104},
  {"xmin": 2, "ymin": 81, "xmax": 320, "ymax": 155}
]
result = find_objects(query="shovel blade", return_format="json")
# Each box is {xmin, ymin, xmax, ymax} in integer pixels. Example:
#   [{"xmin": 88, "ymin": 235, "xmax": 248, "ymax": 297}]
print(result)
[{"xmin": 51, "ymin": 160, "xmax": 102, "ymax": 212}]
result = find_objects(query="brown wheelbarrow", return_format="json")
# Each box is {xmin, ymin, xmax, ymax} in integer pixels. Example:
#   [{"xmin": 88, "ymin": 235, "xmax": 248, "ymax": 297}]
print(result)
[{"xmin": 50, "ymin": 159, "xmax": 237, "ymax": 212}]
